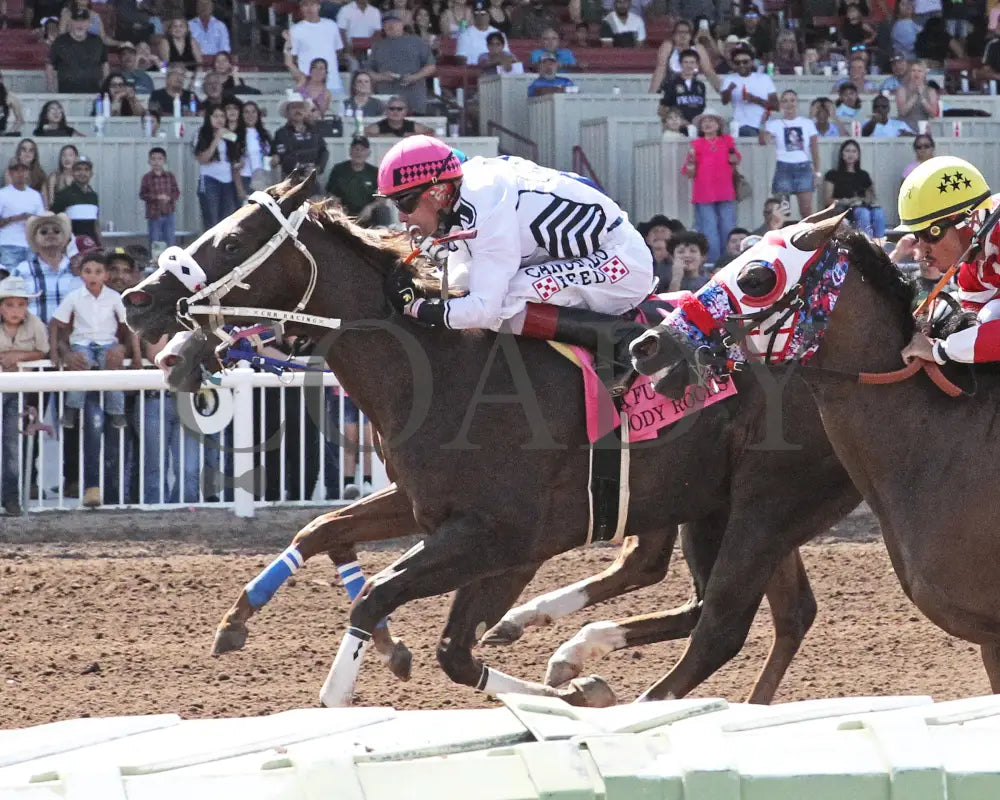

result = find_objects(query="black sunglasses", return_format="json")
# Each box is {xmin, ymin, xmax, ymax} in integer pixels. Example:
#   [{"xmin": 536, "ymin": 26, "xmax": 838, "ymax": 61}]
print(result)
[
  {"xmin": 914, "ymin": 143, "xmax": 933, "ymax": 150},
  {"xmin": 388, "ymin": 189, "xmax": 425, "ymax": 214},
  {"xmin": 388, "ymin": 105, "xmax": 406, "ymax": 111},
  {"xmin": 733, "ymin": 58, "xmax": 752, "ymax": 65},
  {"xmin": 915, "ymin": 221, "xmax": 951, "ymax": 244}
]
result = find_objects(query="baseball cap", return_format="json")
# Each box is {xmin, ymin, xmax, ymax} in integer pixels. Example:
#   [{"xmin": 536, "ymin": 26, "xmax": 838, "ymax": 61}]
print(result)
[
  {"xmin": 472, "ymin": 0, "xmax": 488, "ymax": 12},
  {"xmin": 74, "ymin": 155, "xmax": 93, "ymax": 167},
  {"xmin": 890, "ymin": 51, "xmax": 907, "ymax": 62},
  {"xmin": 539, "ymin": 52, "xmax": 558, "ymax": 62},
  {"xmin": 382, "ymin": 10, "xmax": 403, "ymax": 21},
  {"xmin": 70, "ymin": 8, "xmax": 90, "ymax": 20},
  {"xmin": 351, "ymin": 134, "xmax": 370, "ymax": 148},
  {"xmin": 107, "ymin": 247, "xmax": 136, "ymax": 269}
]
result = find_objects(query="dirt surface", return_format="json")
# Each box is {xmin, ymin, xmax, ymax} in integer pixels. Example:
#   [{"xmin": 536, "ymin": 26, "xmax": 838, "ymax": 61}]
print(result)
[{"xmin": 0, "ymin": 504, "xmax": 990, "ymax": 729}]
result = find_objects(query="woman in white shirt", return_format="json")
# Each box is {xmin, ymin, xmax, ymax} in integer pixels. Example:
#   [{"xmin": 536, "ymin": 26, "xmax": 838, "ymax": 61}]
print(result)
[
  {"xmin": 761, "ymin": 89, "xmax": 821, "ymax": 218},
  {"xmin": 194, "ymin": 106, "xmax": 240, "ymax": 228},
  {"xmin": 237, "ymin": 101, "xmax": 275, "ymax": 193}
]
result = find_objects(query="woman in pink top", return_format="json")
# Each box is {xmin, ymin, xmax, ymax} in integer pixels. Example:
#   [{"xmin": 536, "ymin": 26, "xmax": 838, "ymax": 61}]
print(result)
[{"xmin": 681, "ymin": 107, "xmax": 740, "ymax": 265}]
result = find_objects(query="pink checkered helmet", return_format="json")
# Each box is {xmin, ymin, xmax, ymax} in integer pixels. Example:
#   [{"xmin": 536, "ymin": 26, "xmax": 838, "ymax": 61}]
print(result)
[{"xmin": 376, "ymin": 135, "xmax": 464, "ymax": 197}]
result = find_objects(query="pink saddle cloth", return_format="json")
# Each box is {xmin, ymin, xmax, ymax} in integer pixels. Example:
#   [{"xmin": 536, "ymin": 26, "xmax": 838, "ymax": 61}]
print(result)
[{"xmin": 556, "ymin": 292, "xmax": 737, "ymax": 444}]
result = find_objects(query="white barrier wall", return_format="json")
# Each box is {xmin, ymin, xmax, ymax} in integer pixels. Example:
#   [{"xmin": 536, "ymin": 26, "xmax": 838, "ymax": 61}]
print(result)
[
  {"xmin": 479, "ymin": 73, "xmax": 650, "ymax": 151},
  {"xmin": 578, "ymin": 117, "xmax": 661, "ymax": 214},
  {"xmin": 528, "ymin": 94, "xmax": 662, "ymax": 171},
  {"xmin": 59, "ymin": 115, "xmax": 448, "ymax": 139},
  {"xmin": 637, "ymin": 137, "xmax": 1000, "ymax": 232},
  {"xmin": 5, "ymin": 70, "xmax": 346, "ymax": 95},
  {"xmin": 6, "ymin": 694, "xmax": 1000, "ymax": 799}
]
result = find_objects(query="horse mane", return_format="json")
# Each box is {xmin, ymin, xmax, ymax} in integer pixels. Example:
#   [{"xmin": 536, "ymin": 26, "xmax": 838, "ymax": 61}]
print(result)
[
  {"xmin": 306, "ymin": 200, "xmax": 451, "ymax": 296},
  {"xmin": 838, "ymin": 231, "xmax": 917, "ymax": 340}
]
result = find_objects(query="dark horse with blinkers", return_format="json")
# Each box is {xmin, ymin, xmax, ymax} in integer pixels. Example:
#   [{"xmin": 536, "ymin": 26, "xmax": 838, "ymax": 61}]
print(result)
[{"xmin": 124, "ymin": 172, "xmax": 859, "ymax": 705}]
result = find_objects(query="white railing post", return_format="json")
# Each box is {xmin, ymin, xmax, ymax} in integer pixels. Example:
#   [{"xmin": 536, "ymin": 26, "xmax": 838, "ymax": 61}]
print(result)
[{"xmin": 230, "ymin": 366, "xmax": 256, "ymax": 518}]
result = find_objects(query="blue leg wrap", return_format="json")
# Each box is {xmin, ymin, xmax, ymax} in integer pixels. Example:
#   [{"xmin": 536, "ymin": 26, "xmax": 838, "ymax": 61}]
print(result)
[
  {"xmin": 337, "ymin": 560, "xmax": 388, "ymax": 629},
  {"xmin": 245, "ymin": 546, "xmax": 304, "ymax": 609}
]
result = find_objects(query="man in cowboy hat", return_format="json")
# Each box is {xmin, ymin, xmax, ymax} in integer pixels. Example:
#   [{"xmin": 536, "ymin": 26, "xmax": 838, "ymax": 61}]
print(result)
[
  {"xmin": 12, "ymin": 212, "xmax": 81, "ymax": 331},
  {"xmin": 0, "ymin": 275, "xmax": 49, "ymax": 516}
]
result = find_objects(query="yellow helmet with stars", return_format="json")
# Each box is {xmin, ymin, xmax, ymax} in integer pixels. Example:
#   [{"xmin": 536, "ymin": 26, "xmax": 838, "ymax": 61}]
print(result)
[{"xmin": 896, "ymin": 156, "xmax": 991, "ymax": 233}]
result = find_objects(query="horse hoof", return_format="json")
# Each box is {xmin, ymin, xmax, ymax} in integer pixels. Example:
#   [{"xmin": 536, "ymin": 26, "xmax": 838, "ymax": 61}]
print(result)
[
  {"xmin": 387, "ymin": 640, "xmax": 413, "ymax": 681},
  {"xmin": 561, "ymin": 675, "xmax": 616, "ymax": 708},
  {"xmin": 481, "ymin": 619, "xmax": 525, "ymax": 646},
  {"xmin": 544, "ymin": 658, "xmax": 581, "ymax": 688},
  {"xmin": 211, "ymin": 623, "xmax": 248, "ymax": 655}
]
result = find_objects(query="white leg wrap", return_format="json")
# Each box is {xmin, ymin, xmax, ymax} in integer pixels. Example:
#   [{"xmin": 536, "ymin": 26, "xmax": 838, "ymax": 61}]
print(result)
[
  {"xmin": 502, "ymin": 586, "xmax": 590, "ymax": 630},
  {"xmin": 319, "ymin": 627, "xmax": 371, "ymax": 707},
  {"xmin": 548, "ymin": 621, "xmax": 627, "ymax": 675},
  {"xmin": 477, "ymin": 666, "xmax": 559, "ymax": 698}
]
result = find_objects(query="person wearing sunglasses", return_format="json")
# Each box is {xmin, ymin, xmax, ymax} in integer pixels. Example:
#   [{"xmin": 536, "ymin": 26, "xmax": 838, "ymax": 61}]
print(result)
[
  {"xmin": 376, "ymin": 135, "xmax": 655, "ymax": 395},
  {"xmin": 902, "ymin": 133, "xmax": 934, "ymax": 179},
  {"xmin": 701, "ymin": 43, "xmax": 777, "ymax": 137},
  {"xmin": 363, "ymin": 97, "xmax": 435, "ymax": 139},
  {"xmin": 897, "ymin": 157, "xmax": 1000, "ymax": 366}
]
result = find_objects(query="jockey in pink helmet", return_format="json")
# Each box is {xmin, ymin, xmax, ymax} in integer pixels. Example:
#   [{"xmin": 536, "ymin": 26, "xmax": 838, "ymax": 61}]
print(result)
[{"xmin": 376, "ymin": 135, "xmax": 655, "ymax": 394}]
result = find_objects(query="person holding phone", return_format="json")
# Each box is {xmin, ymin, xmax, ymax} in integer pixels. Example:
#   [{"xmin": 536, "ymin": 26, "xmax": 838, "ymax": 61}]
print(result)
[{"xmin": 193, "ymin": 105, "xmax": 240, "ymax": 228}]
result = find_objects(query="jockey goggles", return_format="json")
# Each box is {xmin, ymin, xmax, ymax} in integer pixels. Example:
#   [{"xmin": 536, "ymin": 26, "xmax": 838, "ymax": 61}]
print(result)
[
  {"xmin": 915, "ymin": 217, "xmax": 959, "ymax": 244},
  {"xmin": 388, "ymin": 188, "xmax": 426, "ymax": 214}
]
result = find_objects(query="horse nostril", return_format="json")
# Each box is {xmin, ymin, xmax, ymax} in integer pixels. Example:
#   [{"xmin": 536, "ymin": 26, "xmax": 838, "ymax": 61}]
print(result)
[
  {"xmin": 125, "ymin": 290, "xmax": 152, "ymax": 308},
  {"xmin": 631, "ymin": 334, "xmax": 660, "ymax": 360},
  {"xmin": 161, "ymin": 355, "xmax": 179, "ymax": 368}
]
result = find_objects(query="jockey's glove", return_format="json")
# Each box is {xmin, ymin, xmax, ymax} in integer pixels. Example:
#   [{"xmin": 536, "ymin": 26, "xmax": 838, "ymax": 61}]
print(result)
[{"xmin": 386, "ymin": 268, "xmax": 418, "ymax": 314}]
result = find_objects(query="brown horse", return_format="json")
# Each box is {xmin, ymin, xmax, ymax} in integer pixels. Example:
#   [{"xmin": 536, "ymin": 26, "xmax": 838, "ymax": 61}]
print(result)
[
  {"xmin": 634, "ymin": 217, "xmax": 1000, "ymax": 698},
  {"xmin": 123, "ymin": 173, "xmax": 859, "ymax": 706},
  {"xmin": 166, "ymin": 321, "xmax": 828, "ymax": 703}
]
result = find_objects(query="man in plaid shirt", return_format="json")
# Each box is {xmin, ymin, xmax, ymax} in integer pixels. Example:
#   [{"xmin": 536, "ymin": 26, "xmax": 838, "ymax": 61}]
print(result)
[{"xmin": 138, "ymin": 147, "xmax": 180, "ymax": 247}]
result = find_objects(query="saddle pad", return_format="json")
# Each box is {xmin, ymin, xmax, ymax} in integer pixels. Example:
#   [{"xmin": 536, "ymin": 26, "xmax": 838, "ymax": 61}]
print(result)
[{"xmin": 549, "ymin": 342, "xmax": 737, "ymax": 444}]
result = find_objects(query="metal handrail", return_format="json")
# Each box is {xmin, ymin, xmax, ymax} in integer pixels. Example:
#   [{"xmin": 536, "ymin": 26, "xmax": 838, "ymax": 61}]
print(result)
[
  {"xmin": 571, "ymin": 145, "xmax": 603, "ymax": 192},
  {"xmin": 486, "ymin": 120, "xmax": 539, "ymax": 162}
]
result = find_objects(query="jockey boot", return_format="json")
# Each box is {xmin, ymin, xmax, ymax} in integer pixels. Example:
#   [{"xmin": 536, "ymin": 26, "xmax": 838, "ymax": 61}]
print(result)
[{"xmin": 519, "ymin": 303, "xmax": 646, "ymax": 397}]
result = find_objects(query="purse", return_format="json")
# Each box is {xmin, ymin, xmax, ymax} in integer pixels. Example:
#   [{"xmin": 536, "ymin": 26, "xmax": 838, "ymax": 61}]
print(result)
[{"xmin": 733, "ymin": 168, "xmax": 753, "ymax": 202}]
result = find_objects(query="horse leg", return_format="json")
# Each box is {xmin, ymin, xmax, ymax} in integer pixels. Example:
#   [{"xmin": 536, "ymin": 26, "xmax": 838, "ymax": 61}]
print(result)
[
  {"xmin": 981, "ymin": 643, "xmax": 1000, "ymax": 693},
  {"xmin": 637, "ymin": 482, "xmax": 858, "ymax": 702},
  {"xmin": 483, "ymin": 527, "xmax": 677, "ymax": 645},
  {"xmin": 746, "ymin": 550, "xmax": 816, "ymax": 704},
  {"xmin": 544, "ymin": 511, "xmax": 728, "ymax": 686},
  {"xmin": 213, "ymin": 484, "xmax": 417, "ymax": 682},
  {"xmin": 437, "ymin": 569, "xmax": 613, "ymax": 706},
  {"xmin": 319, "ymin": 512, "xmax": 591, "ymax": 707}
]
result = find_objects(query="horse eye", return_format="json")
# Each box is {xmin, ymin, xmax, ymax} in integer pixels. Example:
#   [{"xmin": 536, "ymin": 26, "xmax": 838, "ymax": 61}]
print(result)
[
  {"xmin": 222, "ymin": 237, "xmax": 240, "ymax": 255},
  {"xmin": 736, "ymin": 261, "xmax": 777, "ymax": 298}
]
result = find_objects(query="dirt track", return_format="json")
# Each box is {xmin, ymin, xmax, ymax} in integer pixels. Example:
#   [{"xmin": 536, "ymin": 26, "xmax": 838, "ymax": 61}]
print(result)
[{"xmin": 0, "ymin": 505, "xmax": 990, "ymax": 729}]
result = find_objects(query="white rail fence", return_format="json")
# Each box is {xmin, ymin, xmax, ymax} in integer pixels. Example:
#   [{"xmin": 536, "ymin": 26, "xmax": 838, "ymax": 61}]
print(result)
[{"xmin": 0, "ymin": 363, "xmax": 388, "ymax": 518}]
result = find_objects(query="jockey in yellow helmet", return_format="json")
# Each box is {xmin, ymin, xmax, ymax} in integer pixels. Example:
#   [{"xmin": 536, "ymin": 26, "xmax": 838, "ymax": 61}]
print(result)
[{"xmin": 897, "ymin": 156, "xmax": 1000, "ymax": 365}]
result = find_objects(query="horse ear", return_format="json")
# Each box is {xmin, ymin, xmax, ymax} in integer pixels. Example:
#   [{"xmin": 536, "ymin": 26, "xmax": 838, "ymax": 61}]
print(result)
[
  {"xmin": 277, "ymin": 168, "xmax": 318, "ymax": 211},
  {"xmin": 790, "ymin": 209, "xmax": 850, "ymax": 252}
]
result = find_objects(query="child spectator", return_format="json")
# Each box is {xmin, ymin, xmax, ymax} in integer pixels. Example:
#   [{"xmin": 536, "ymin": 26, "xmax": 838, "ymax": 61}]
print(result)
[
  {"xmin": 834, "ymin": 83, "xmax": 862, "ymax": 119},
  {"xmin": 667, "ymin": 231, "xmax": 710, "ymax": 292},
  {"xmin": 139, "ymin": 146, "xmax": 180, "ymax": 248},
  {"xmin": 0, "ymin": 275, "xmax": 49, "ymax": 516},
  {"xmin": 810, "ymin": 97, "xmax": 843, "ymax": 138},
  {"xmin": 49, "ymin": 249, "xmax": 137, "ymax": 433},
  {"xmin": 660, "ymin": 106, "xmax": 687, "ymax": 140},
  {"xmin": 659, "ymin": 48, "xmax": 706, "ymax": 123},
  {"xmin": 715, "ymin": 227, "xmax": 750, "ymax": 269}
]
